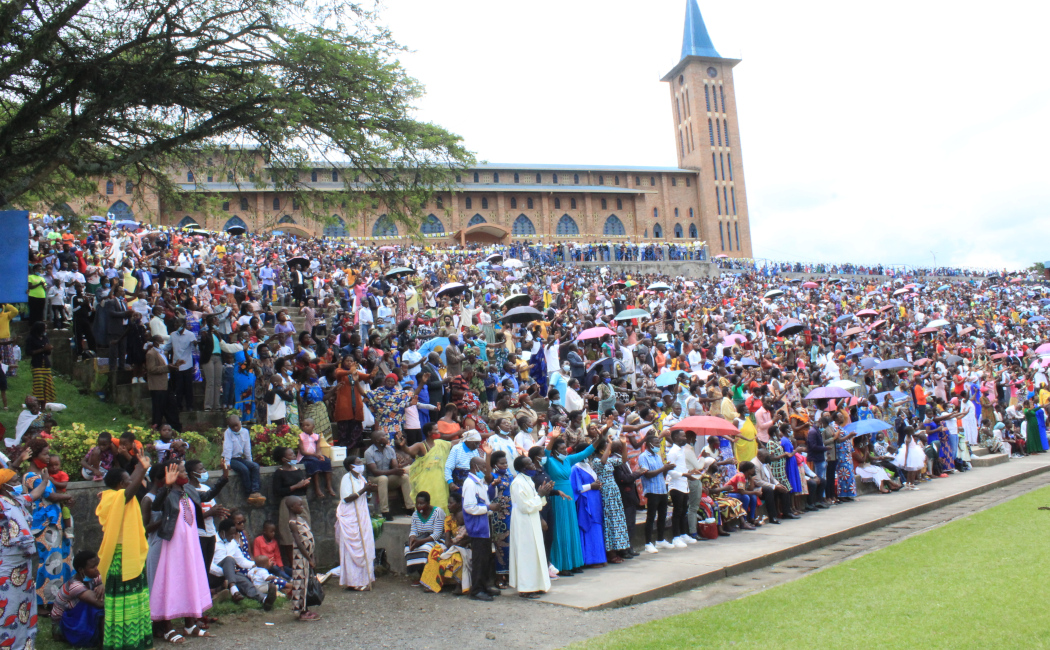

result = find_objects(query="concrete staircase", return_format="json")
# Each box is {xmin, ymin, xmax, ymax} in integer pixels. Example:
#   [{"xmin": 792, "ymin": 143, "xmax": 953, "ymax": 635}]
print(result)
[{"xmin": 971, "ymin": 446, "xmax": 1009, "ymax": 468}]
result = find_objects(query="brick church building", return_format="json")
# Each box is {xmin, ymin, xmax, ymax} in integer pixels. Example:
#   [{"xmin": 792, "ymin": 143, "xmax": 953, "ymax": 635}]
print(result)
[{"xmin": 66, "ymin": 0, "xmax": 752, "ymax": 257}]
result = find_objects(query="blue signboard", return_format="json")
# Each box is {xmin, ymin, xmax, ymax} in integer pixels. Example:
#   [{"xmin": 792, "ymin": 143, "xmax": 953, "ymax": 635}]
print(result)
[{"xmin": 0, "ymin": 212, "xmax": 29, "ymax": 304}]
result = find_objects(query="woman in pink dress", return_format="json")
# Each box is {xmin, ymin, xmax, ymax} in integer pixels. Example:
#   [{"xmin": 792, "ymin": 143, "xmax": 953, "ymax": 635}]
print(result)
[{"xmin": 150, "ymin": 460, "xmax": 215, "ymax": 642}]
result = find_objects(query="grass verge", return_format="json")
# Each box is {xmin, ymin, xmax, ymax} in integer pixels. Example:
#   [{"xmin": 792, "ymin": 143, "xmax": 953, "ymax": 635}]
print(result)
[{"xmin": 577, "ymin": 484, "xmax": 1050, "ymax": 650}]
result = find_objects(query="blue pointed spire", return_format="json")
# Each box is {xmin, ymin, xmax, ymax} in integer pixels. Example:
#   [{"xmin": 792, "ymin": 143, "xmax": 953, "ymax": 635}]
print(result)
[{"xmin": 680, "ymin": 0, "xmax": 721, "ymax": 60}]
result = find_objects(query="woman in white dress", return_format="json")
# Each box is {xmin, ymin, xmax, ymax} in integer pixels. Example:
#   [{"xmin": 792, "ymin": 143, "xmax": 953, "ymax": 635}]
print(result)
[
  {"xmin": 894, "ymin": 427, "xmax": 927, "ymax": 490},
  {"xmin": 335, "ymin": 455, "xmax": 377, "ymax": 590}
]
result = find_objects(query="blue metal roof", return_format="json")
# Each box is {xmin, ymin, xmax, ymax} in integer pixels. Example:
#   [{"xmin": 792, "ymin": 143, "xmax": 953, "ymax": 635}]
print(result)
[{"xmin": 680, "ymin": 0, "xmax": 720, "ymax": 60}]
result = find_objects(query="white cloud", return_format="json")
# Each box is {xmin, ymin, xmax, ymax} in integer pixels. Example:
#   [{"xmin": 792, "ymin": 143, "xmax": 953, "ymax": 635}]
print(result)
[{"xmin": 379, "ymin": 0, "xmax": 1050, "ymax": 269}]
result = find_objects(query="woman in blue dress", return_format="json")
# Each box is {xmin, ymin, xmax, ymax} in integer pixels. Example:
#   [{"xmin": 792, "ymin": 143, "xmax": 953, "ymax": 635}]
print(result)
[
  {"xmin": 24, "ymin": 440, "xmax": 74, "ymax": 608},
  {"xmin": 832, "ymin": 414, "xmax": 857, "ymax": 501},
  {"xmin": 543, "ymin": 436, "xmax": 594, "ymax": 576}
]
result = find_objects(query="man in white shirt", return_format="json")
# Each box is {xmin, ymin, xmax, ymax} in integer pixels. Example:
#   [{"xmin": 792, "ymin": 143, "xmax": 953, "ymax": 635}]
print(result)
[
  {"xmin": 211, "ymin": 519, "xmax": 277, "ymax": 609},
  {"xmin": 665, "ymin": 430, "xmax": 696, "ymax": 547}
]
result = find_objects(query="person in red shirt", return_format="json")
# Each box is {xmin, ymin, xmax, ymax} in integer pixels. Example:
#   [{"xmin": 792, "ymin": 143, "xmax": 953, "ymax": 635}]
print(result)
[
  {"xmin": 913, "ymin": 379, "xmax": 927, "ymax": 419},
  {"xmin": 253, "ymin": 521, "xmax": 291, "ymax": 580}
]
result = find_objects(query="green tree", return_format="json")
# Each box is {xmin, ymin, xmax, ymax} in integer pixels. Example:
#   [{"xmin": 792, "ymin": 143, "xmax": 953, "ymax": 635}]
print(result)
[{"xmin": 0, "ymin": 0, "xmax": 472, "ymax": 230}]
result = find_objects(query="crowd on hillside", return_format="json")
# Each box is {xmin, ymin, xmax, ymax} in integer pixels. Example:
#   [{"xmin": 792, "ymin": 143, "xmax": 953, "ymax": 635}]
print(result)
[{"xmin": 1, "ymin": 216, "xmax": 1048, "ymax": 649}]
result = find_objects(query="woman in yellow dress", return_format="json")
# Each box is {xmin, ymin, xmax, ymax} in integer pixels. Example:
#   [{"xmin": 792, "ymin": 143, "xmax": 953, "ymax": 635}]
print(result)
[{"xmin": 405, "ymin": 422, "xmax": 452, "ymax": 511}]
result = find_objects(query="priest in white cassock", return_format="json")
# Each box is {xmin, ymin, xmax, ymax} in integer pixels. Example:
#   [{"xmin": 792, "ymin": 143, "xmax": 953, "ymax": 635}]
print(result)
[{"xmin": 508, "ymin": 455, "xmax": 553, "ymax": 597}]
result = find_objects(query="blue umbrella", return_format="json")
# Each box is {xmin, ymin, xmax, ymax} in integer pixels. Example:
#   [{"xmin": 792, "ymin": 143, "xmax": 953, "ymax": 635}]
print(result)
[
  {"xmin": 655, "ymin": 370, "xmax": 687, "ymax": 387},
  {"xmin": 844, "ymin": 419, "xmax": 893, "ymax": 435},
  {"xmin": 859, "ymin": 357, "xmax": 883, "ymax": 370},
  {"xmin": 835, "ymin": 314, "xmax": 855, "ymax": 323},
  {"xmin": 418, "ymin": 336, "xmax": 451, "ymax": 365},
  {"xmin": 88, "ymin": 215, "xmax": 107, "ymax": 223},
  {"xmin": 874, "ymin": 358, "xmax": 912, "ymax": 370},
  {"xmin": 740, "ymin": 358, "xmax": 760, "ymax": 367},
  {"xmin": 1030, "ymin": 316, "xmax": 1046, "ymax": 323},
  {"xmin": 875, "ymin": 390, "xmax": 908, "ymax": 403},
  {"xmin": 1040, "ymin": 298, "xmax": 1050, "ymax": 306},
  {"xmin": 936, "ymin": 285, "xmax": 950, "ymax": 292}
]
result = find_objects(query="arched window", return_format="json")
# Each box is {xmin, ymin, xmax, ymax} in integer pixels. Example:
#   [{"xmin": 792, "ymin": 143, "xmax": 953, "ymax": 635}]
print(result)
[
  {"xmin": 510, "ymin": 197, "xmax": 517, "ymax": 209},
  {"xmin": 421, "ymin": 214, "xmax": 445, "ymax": 235},
  {"xmin": 712, "ymin": 154, "xmax": 718, "ymax": 180},
  {"xmin": 704, "ymin": 85, "xmax": 711, "ymax": 111},
  {"xmin": 552, "ymin": 173, "xmax": 559, "ymax": 184},
  {"xmin": 107, "ymin": 200, "xmax": 133, "ymax": 221},
  {"xmin": 223, "ymin": 216, "xmax": 248, "ymax": 232},
  {"xmin": 674, "ymin": 223, "xmax": 684, "ymax": 238},
  {"xmin": 526, "ymin": 198, "xmax": 533, "ymax": 209},
  {"xmin": 272, "ymin": 197, "xmax": 280, "ymax": 210},
  {"xmin": 372, "ymin": 214, "xmax": 398, "ymax": 237},
  {"xmin": 570, "ymin": 198, "xmax": 577, "ymax": 209},
  {"xmin": 278, "ymin": 215, "xmax": 296, "ymax": 224},
  {"xmin": 467, "ymin": 214, "xmax": 487, "ymax": 227},
  {"xmin": 674, "ymin": 207, "xmax": 679, "ymax": 218},
  {"xmin": 653, "ymin": 223, "xmax": 663, "ymax": 238},
  {"xmin": 598, "ymin": 175, "xmax": 604, "ymax": 185},
  {"xmin": 708, "ymin": 119, "xmax": 714, "ymax": 145},
  {"xmin": 436, "ymin": 195, "xmax": 443, "ymax": 209},
  {"xmin": 473, "ymin": 172, "xmax": 480, "ymax": 183},
  {"xmin": 512, "ymin": 214, "xmax": 536, "ymax": 236},
  {"xmin": 514, "ymin": 173, "xmax": 520, "ymax": 183},
  {"xmin": 644, "ymin": 228, "xmax": 649, "ymax": 238},
  {"xmin": 310, "ymin": 171, "xmax": 318, "ymax": 182},
  {"xmin": 689, "ymin": 208, "xmax": 694, "ymax": 219},
  {"xmin": 731, "ymin": 187, "xmax": 737, "ymax": 215},
  {"xmin": 735, "ymin": 222, "xmax": 741, "ymax": 250},
  {"xmin": 728, "ymin": 153, "xmax": 734, "ymax": 180},
  {"xmin": 465, "ymin": 197, "xmax": 472, "ymax": 209},
  {"xmin": 689, "ymin": 223, "xmax": 698, "ymax": 238},
  {"xmin": 481, "ymin": 197, "xmax": 489, "ymax": 209},
  {"xmin": 573, "ymin": 174, "xmax": 579, "ymax": 184},
  {"xmin": 493, "ymin": 172, "xmax": 500, "ymax": 183},
  {"xmin": 535, "ymin": 173, "xmax": 541, "ymax": 183},
  {"xmin": 106, "ymin": 181, "xmax": 114, "ymax": 194},
  {"xmin": 176, "ymin": 216, "xmax": 198, "ymax": 229},
  {"xmin": 603, "ymin": 214, "xmax": 626, "ymax": 236},
  {"xmin": 614, "ymin": 175, "xmax": 619, "ymax": 185},
  {"xmin": 650, "ymin": 176, "xmax": 656, "ymax": 186},
  {"xmin": 332, "ymin": 170, "xmax": 338, "ymax": 182},
  {"xmin": 125, "ymin": 181, "xmax": 133, "ymax": 194},
  {"xmin": 719, "ymin": 222, "xmax": 725, "ymax": 250},
  {"xmin": 720, "ymin": 87, "xmax": 726, "ymax": 112},
  {"xmin": 554, "ymin": 198, "xmax": 561, "ymax": 209},
  {"xmin": 653, "ymin": 207, "xmax": 658, "ymax": 219},
  {"xmin": 324, "ymin": 216, "xmax": 349, "ymax": 238},
  {"xmin": 292, "ymin": 198, "xmax": 300, "ymax": 210},
  {"xmin": 616, "ymin": 199, "xmax": 622, "ymax": 210},
  {"xmin": 724, "ymin": 120, "xmax": 730, "ymax": 145},
  {"xmin": 601, "ymin": 199, "xmax": 607, "ymax": 210},
  {"xmin": 556, "ymin": 214, "xmax": 579, "ymax": 235},
  {"xmin": 676, "ymin": 97, "xmax": 681, "ymax": 122},
  {"xmin": 240, "ymin": 197, "xmax": 249, "ymax": 210}
]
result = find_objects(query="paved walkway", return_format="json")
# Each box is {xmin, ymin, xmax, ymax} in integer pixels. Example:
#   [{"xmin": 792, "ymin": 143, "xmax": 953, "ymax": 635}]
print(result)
[{"xmin": 538, "ymin": 454, "xmax": 1050, "ymax": 610}]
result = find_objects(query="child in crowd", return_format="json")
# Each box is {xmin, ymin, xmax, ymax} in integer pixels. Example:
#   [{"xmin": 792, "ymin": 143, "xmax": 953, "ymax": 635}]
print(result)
[
  {"xmin": 249, "ymin": 555, "xmax": 288, "ymax": 594},
  {"xmin": 48, "ymin": 453, "xmax": 73, "ymax": 539},
  {"xmin": 222, "ymin": 353, "xmax": 236, "ymax": 410},
  {"xmin": 287, "ymin": 496, "xmax": 319, "ymax": 621},
  {"xmin": 485, "ymin": 364, "xmax": 498, "ymax": 410},
  {"xmin": 148, "ymin": 424, "xmax": 184, "ymax": 464},
  {"xmin": 253, "ymin": 521, "xmax": 291, "ymax": 580}
]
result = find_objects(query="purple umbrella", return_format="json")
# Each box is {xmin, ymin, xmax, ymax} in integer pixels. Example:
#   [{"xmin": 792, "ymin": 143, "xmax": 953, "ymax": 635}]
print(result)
[{"xmin": 804, "ymin": 387, "xmax": 854, "ymax": 400}]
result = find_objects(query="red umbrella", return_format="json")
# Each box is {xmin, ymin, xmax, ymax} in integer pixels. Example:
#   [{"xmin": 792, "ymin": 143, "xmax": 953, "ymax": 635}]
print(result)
[
  {"xmin": 668, "ymin": 416, "xmax": 738, "ymax": 437},
  {"xmin": 868, "ymin": 319, "xmax": 887, "ymax": 330},
  {"xmin": 913, "ymin": 358, "xmax": 931, "ymax": 366},
  {"xmin": 959, "ymin": 326, "xmax": 976, "ymax": 336},
  {"xmin": 802, "ymin": 282, "xmax": 819, "ymax": 289},
  {"xmin": 843, "ymin": 326, "xmax": 866, "ymax": 336},
  {"xmin": 856, "ymin": 309, "xmax": 878, "ymax": 319},
  {"xmin": 917, "ymin": 326, "xmax": 938, "ymax": 334},
  {"xmin": 879, "ymin": 305, "xmax": 894, "ymax": 312}
]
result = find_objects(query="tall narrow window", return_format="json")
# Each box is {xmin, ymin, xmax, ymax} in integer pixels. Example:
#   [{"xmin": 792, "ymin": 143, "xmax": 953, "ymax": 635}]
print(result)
[
  {"xmin": 727, "ymin": 222, "xmax": 733, "ymax": 250},
  {"xmin": 573, "ymin": 174, "xmax": 579, "ymax": 184},
  {"xmin": 436, "ymin": 195, "xmax": 443, "ymax": 209},
  {"xmin": 735, "ymin": 222, "xmax": 741, "ymax": 250},
  {"xmin": 514, "ymin": 173, "xmax": 520, "ymax": 183},
  {"xmin": 685, "ymin": 89, "xmax": 690, "ymax": 116},
  {"xmin": 650, "ymin": 176, "xmax": 656, "ymax": 186},
  {"xmin": 686, "ymin": 176, "xmax": 691, "ymax": 187},
  {"xmin": 272, "ymin": 197, "xmax": 279, "ymax": 210},
  {"xmin": 653, "ymin": 207, "xmax": 659, "ymax": 219},
  {"xmin": 222, "ymin": 201, "xmax": 230, "ymax": 211},
  {"xmin": 674, "ymin": 207, "xmax": 679, "ymax": 218},
  {"xmin": 471, "ymin": 172, "xmax": 478, "ymax": 182},
  {"xmin": 106, "ymin": 181, "xmax": 114, "ymax": 194},
  {"xmin": 493, "ymin": 172, "xmax": 500, "ymax": 183},
  {"xmin": 527, "ymin": 198, "xmax": 533, "ymax": 209},
  {"xmin": 635, "ymin": 176, "xmax": 641, "ymax": 186},
  {"xmin": 535, "ymin": 173, "xmax": 541, "ymax": 183},
  {"xmin": 570, "ymin": 198, "xmax": 577, "ymax": 209},
  {"xmin": 310, "ymin": 171, "xmax": 318, "ymax": 182},
  {"xmin": 598, "ymin": 176, "xmax": 604, "ymax": 185},
  {"xmin": 724, "ymin": 120, "xmax": 730, "ymax": 146},
  {"xmin": 332, "ymin": 170, "xmax": 338, "ymax": 182},
  {"xmin": 292, "ymin": 198, "xmax": 299, "ymax": 210},
  {"xmin": 240, "ymin": 198, "xmax": 248, "ymax": 210},
  {"xmin": 689, "ymin": 124, "xmax": 695, "ymax": 150},
  {"xmin": 723, "ymin": 188, "xmax": 729, "ymax": 216},
  {"xmin": 728, "ymin": 153, "xmax": 734, "ymax": 180},
  {"xmin": 708, "ymin": 119, "xmax": 714, "ymax": 145},
  {"xmin": 716, "ymin": 120, "xmax": 722, "ymax": 146},
  {"xmin": 675, "ymin": 98, "xmax": 681, "ymax": 123},
  {"xmin": 731, "ymin": 187, "xmax": 737, "ymax": 215},
  {"xmin": 719, "ymin": 222, "xmax": 725, "ymax": 250},
  {"xmin": 554, "ymin": 198, "xmax": 561, "ymax": 209},
  {"xmin": 720, "ymin": 86, "xmax": 726, "ymax": 112},
  {"xmin": 124, "ymin": 181, "xmax": 133, "ymax": 194},
  {"xmin": 481, "ymin": 197, "xmax": 488, "ymax": 209},
  {"xmin": 601, "ymin": 199, "xmax": 607, "ymax": 210},
  {"xmin": 186, "ymin": 172, "xmax": 193, "ymax": 182},
  {"xmin": 671, "ymin": 177, "xmax": 677, "ymax": 187},
  {"xmin": 465, "ymin": 197, "xmax": 472, "ymax": 209},
  {"xmin": 720, "ymin": 153, "xmax": 726, "ymax": 180},
  {"xmin": 716, "ymin": 190, "xmax": 722, "ymax": 215},
  {"xmin": 614, "ymin": 175, "xmax": 619, "ymax": 185},
  {"xmin": 704, "ymin": 85, "xmax": 711, "ymax": 111},
  {"xmin": 712, "ymin": 154, "xmax": 717, "ymax": 180},
  {"xmin": 553, "ymin": 173, "xmax": 558, "ymax": 184},
  {"xmin": 679, "ymin": 133, "xmax": 685, "ymax": 158},
  {"xmin": 207, "ymin": 174, "xmax": 213, "ymax": 183},
  {"xmin": 510, "ymin": 197, "xmax": 517, "ymax": 209},
  {"xmin": 616, "ymin": 198, "xmax": 622, "ymax": 210},
  {"xmin": 689, "ymin": 207, "xmax": 694, "ymax": 219}
]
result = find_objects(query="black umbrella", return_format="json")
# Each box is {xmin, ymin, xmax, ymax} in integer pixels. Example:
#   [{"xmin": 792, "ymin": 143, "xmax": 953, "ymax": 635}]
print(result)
[
  {"xmin": 226, "ymin": 225, "xmax": 246, "ymax": 235},
  {"xmin": 776, "ymin": 319, "xmax": 804, "ymax": 337},
  {"xmin": 607, "ymin": 281, "xmax": 626, "ymax": 290},
  {"xmin": 436, "ymin": 282, "xmax": 468, "ymax": 298},
  {"xmin": 385, "ymin": 266, "xmax": 416, "ymax": 279},
  {"xmin": 162, "ymin": 266, "xmax": 194, "ymax": 279},
  {"xmin": 287, "ymin": 256, "xmax": 309, "ymax": 268},
  {"xmin": 500, "ymin": 306, "xmax": 543, "ymax": 324},
  {"xmin": 500, "ymin": 294, "xmax": 531, "ymax": 309},
  {"xmin": 485, "ymin": 253, "xmax": 504, "ymax": 264}
]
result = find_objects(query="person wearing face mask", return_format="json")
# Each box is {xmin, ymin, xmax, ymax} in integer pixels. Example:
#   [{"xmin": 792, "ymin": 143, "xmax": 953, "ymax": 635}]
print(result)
[
  {"xmin": 508, "ymin": 455, "xmax": 554, "ymax": 598},
  {"xmin": 543, "ymin": 433, "xmax": 597, "ymax": 576},
  {"xmin": 462, "ymin": 456, "xmax": 501, "ymax": 602},
  {"xmin": 336, "ymin": 454, "xmax": 377, "ymax": 590},
  {"xmin": 185, "ymin": 458, "xmax": 230, "ymax": 587}
]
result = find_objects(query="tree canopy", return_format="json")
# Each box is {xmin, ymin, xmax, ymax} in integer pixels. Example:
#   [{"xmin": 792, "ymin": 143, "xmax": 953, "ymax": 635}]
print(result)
[{"xmin": 0, "ymin": 0, "xmax": 471, "ymax": 227}]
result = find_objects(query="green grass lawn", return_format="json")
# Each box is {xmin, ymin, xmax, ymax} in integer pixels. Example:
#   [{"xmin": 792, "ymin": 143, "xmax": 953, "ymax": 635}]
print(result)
[
  {"xmin": 579, "ymin": 485, "xmax": 1050, "ymax": 650},
  {"xmin": 0, "ymin": 361, "xmax": 149, "ymax": 435}
]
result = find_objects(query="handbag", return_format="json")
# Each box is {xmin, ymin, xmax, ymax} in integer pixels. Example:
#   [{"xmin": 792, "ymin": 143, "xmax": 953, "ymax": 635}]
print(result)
[{"xmin": 306, "ymin": 570, "xmax": 325, "ymax": 607}]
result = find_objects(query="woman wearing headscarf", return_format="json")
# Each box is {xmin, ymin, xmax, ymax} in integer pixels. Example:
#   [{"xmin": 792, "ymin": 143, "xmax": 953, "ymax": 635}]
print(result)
[
  {"xmin": 96, "ymin": 450, "xmax": 151, "ymax": 650},
  {"xmin": 0, "ymin": 467, "xmax": 48, "ymax": 650}
]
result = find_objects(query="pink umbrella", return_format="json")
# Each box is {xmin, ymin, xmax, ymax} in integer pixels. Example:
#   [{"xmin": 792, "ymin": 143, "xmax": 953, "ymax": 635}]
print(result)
[
  {"xmin": 577, "ymin": 327, "xmax": 616, "ymax": 341},
  {"xmin": 1035, "ymin": 343, "xmax": 1050, "ymax": 354},
  {"xmin": 856, "ymin": 309, "xmax": 878, "ymax": 319},
  {"xmin": 802, "ymin": 282, "xmax": 819, "ymax": 289},
  {"xmin": 723, "ymin": 333, "xmax": 747, "ymax": 347},
  {"xmin": 379, "ymin": 245, "xmax": 396, "ymax": 251}
]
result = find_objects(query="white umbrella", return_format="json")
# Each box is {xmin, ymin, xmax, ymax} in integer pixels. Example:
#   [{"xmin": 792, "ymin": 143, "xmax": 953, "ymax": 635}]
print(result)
[
  {"xmin": 927, "ymin": 319, "xmax": 950, "ymax": 328},
  {"xmin": 503, "ymin": 259, "xmax": 524, "ymax": 268},
  {"xmin": 764, "ymin": 289, "xmax": 784, "ymax": 299}
]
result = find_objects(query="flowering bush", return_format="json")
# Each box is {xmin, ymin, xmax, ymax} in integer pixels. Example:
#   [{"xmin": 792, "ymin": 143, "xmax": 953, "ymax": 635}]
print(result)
[
  {"xmin": 247, "ymin": 423, "xmax": 302, "ymax": 467},
  {"xmin": 49, "ymin": 422, "xmax": 211, "ymax": 480}
]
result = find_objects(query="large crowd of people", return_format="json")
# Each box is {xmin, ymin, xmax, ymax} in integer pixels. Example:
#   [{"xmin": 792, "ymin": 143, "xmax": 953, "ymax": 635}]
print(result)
[{"xmin": 2, "ymin": 215, "xmax": 1047, "ymax": 648}]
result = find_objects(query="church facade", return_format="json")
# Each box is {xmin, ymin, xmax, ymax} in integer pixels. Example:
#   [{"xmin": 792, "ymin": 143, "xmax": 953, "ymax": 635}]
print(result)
[{"xmin": 67, "ymin": 0, "xmax": 753, "ymax": 257}]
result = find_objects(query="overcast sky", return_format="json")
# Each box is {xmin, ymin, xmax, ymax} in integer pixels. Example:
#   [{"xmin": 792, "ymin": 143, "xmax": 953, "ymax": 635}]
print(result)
[{"xmin": 380, "ymin": 0, "xmax": 1050, "ymax": 270}]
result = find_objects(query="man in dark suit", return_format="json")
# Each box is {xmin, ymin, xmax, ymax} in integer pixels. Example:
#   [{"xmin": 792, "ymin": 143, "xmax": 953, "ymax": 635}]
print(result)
[
  {"xmin": 101, "ymin": 287, "xmax": 133, "ymax": 375},
  {"xmin": 290, "ymin": 264, "xmax": 306, "ymax": 306}
]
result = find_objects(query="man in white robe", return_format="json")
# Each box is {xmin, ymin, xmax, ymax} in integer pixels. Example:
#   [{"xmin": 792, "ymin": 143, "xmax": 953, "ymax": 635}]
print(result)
[
  {"xmin": 959, "ymin": 391, "xmax": 979, "ymax": 446},
  {"xmin": 508, "ymin": 456, "xmax": 552, "ymax": 596}
]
